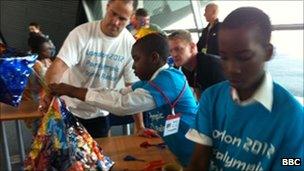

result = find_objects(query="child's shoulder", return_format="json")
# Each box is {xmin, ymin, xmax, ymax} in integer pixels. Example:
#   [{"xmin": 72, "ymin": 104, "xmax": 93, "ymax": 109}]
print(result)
[
  {"xmin": 273, "ymin": 82, "xmax": 303, "ymax": 115},
  {"xmin": 198, "ymin": 81, "xmax": 230, "ymax": 105},
  {"xmin": 203, "ymin": 81, "xmax": 230, "ymax": 96},
  {"xmin": 272, "ymin": 82, "xmax": 303, "ymax": 139},
  {"xmin": 131, "ymin": 80, "xmax": 148, "ymax": 90},
  {"xmin": 161, "ymin": 67, "xmax": 183, "ymax": 75},
  {"xmin": 156, "ymin": 67, "xmax": 185, "ymax": 81}
]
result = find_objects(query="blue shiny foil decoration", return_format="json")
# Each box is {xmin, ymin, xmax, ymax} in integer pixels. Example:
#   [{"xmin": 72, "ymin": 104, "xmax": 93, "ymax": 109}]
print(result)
[{"xmin": 0, "ymin": 55, "xmax": 37, "ymax": 106}]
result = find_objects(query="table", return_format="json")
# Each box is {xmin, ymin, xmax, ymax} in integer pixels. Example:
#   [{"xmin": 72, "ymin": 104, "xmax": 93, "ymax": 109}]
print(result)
[
  {"xmin": 0, "ymin": 100, "xmax": 43, "ymax": 171},
  {"xmin": 96, "ymin": 135, "xmax": 180, "ymax": 171}
]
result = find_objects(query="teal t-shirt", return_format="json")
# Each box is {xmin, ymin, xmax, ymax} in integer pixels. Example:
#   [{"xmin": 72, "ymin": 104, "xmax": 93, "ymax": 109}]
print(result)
[
  {"xmin": 192, "ymin": 81, "xmax": 304, "ymax": 171},
  {"xmin": 132, "ymin": 67, "xmax": 198, "ymax": 166}
]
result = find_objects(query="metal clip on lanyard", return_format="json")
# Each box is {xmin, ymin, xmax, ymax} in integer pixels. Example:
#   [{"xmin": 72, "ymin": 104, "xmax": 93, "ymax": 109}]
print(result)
[{"xmin": 148, "ymin": 81, "xmax": 187, "ymax": 116}]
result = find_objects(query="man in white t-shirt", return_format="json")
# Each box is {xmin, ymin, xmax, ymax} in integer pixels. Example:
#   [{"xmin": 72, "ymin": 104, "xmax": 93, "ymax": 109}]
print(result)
[{"xmin": 43, "ymin": 0, "xmax": 140, "ymax": 138}]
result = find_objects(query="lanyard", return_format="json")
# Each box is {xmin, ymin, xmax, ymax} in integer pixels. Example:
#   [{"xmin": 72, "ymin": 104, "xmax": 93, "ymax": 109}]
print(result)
[
  {"xmin": 148, "ymin": 81, "xmax": 187, "ymax": 115},
  {"xmin": 204, "ymin": 27, "xmax": 211, "ymax": 50}
]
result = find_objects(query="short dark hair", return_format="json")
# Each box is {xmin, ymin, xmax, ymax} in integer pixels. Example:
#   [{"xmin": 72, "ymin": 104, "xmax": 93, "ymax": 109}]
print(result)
[
  {"xmin": 221, "ymin": 7, "xmax": 272, "ymax": 45},
  {"xmin": 108, "ymin": 0, "xmax": 138, "ymax": 11},
  {"xmin": 134, "ymin": 33, "xmax": 170, "ymax": 62},
  {"xmin": 29, "ymin": 22, "xmax": 40, "ymax": 29},
  {"xmin": 135, "ymin": 8, "xmax": 148, "ymax": 17}
]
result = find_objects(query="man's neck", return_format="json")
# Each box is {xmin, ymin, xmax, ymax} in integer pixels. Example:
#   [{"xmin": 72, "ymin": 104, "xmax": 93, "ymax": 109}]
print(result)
[
  {"xmin": 209, "ymin": 18, "xmax": 218, "ymax": 27},
  {"xmin": 184, "ymin": 53, "xmax": 197, "ymax": 71},
  {"xmin": 148, "ymin": 62, "xmax": 167, "ymax": 80},
  {"xmin": 135, "ymin": 24, "xmax": 149, "ymax": 30},
  {"xmin": 100, "ymin": 20, "xmax": 115, "ymax": 37}
]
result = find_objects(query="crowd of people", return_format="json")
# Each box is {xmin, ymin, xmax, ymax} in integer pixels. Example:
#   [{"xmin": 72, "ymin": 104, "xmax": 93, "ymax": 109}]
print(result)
[{"xmin": 20, "ymin": 0, "xmax": 303, "ymax": 170}]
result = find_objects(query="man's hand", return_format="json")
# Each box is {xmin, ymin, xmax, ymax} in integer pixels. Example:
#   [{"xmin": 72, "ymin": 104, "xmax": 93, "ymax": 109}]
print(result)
[
  {"xmin": 38, "ymin": 94, "xmax": 53, "ymax": 113},
  {"xmin": 38, "ymin": 82, "xmax": 73, "ymax": 114}
]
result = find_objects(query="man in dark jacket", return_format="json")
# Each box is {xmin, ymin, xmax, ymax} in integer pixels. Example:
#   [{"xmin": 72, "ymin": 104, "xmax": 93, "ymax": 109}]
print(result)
[
  {"xmin": 169, "ymin": 30, "xmax": 225, "ymax": 99},
  {"xmin": 197, "ymin": 3, "xmax": 221, "ymax": 55}
]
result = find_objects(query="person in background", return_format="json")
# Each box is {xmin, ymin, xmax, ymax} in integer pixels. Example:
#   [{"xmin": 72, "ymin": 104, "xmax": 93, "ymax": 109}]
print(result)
[
  {"xmin": 25, "ymin": 33, "xmax": 53, "ymax": 101},
  {"xmin": 197, "ymin": 3, "xmax": 221, "ymax": 55},
  {"xmin": 40, "ymin": 0, "xmax": 142, "ymax": 139},
  {"xmin": 28, "ymin": 33, "xmax": 53, "ymax": 74},
  {"xmin": 126, "ymin": 13, "xmax": 137, "ymax": 35},
  {"xmin": 186, "ymin": 7, "xmax": 304, "ymax": 170},
  {"xmin": 127, "ymin": 8, "xmax": 165, "ymax": 39},
  {"xmin": 24, "ymin": 34, "xmax": 53, "ymax": 134},
  {"xmin": 28, "ymin": 22, "xmax": 56, "ymax": 58},
  {"xmin": 49, "ymin": 33, "xmax": 197, "ymax": 167},
  {"xmin": 168, "ymin": 30, "xmax": 225, "ymax": 99}
]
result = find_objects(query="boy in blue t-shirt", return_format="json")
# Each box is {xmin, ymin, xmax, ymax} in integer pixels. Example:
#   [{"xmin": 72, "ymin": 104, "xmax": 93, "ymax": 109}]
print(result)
[
  {"xmin": 186, "ymin": 7, "xmax": 304, "ymax": 171},
  {"xmin": 49, "ymin": 33, "xmax": 197, "ymax": 166}
]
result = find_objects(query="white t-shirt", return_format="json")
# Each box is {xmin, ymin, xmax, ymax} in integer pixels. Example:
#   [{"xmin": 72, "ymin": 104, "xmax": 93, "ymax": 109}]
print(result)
[{"xmin": 58, "ymin": 20, "xmax": 138, "ymax": 119}]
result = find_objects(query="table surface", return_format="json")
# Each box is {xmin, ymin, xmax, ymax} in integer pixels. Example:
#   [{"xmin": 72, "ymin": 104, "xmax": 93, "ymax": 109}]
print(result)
[
  {"xmin": 0, "ymin": 100, "xmax": 42, "ymax": 121},
  {"xmin": 96, "ymin": 135, "xmax": 180, "ymax": 171}
]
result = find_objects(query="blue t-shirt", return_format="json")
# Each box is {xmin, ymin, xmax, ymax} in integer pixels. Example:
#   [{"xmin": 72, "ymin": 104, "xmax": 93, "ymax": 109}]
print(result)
[
  {"xmin": 132, "ymin": 67, "xmax": 198, "ymax": 166},
  {"xmin": 192, "ymin": 81, "xmax": 304, "ymax": 171}
]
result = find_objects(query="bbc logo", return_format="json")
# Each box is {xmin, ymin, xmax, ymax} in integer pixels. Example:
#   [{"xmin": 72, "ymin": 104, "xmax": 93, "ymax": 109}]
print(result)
[{"xmin": 281, "ymin": 158, "xmax": 301, "ymax": 166}]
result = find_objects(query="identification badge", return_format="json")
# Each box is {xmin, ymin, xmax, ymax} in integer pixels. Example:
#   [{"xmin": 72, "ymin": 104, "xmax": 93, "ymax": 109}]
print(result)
[
  {"xmin": 163, "ymin": 109, "xmax": 180, "ymax": 137},
  {"xmin": 201, "ymin": 48, "xmax": 207, "ymax": 53}
]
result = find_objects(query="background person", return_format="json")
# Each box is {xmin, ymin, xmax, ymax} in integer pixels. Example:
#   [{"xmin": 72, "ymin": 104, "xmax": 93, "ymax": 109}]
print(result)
[
  {"xmin": 127, "ymin": 8, "xmax": 165, "ymax": 39},
  {"xmin": 28, "ymin": 22, "xmax": 56, "ymax": 58},
  {"xmin": 197, "ymin": 3, "xmax": 221, "ymax": 55},
  {"xmin": 168, "ymin": 30, "xmax": 225, "ymax": 99}
]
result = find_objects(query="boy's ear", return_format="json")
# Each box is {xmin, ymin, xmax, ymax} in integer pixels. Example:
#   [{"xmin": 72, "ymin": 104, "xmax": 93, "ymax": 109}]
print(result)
[
  {"xmin": 151, "ymin": 51, "xmax": 160, "ymax": 63},
  {"xmin": 265, "ymin": 43, "xmax": 273, "ymax": 61}
]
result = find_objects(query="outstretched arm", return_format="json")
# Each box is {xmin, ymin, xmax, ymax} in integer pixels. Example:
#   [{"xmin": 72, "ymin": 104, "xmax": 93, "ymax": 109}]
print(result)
[{"xmin": 49, "ymin": 83, "xmax": 156, "ymax": 116}]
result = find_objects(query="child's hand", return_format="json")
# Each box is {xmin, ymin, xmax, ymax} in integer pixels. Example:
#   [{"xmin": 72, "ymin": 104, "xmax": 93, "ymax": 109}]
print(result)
[
  {"xmin": 136, "ymin": 127, "xmax": 160, "ymax": 138},
  {"xmin": 49, "ymin": 83, "xmax": 74, "ymax": 97}
]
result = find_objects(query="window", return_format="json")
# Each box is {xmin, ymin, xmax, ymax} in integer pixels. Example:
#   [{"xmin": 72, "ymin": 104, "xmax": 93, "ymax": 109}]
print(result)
[
  {"xmin": 206, "ymin": 1, "xmax": 304, "ymax": 98},
  {"xmin": 145, "ymin": 1, "xmax": 303, "ymax": 98}
]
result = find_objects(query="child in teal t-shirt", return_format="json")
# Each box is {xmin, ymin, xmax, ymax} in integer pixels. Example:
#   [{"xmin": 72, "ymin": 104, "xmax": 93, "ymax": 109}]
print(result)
[
  {"xmin": 186, "ymin": 7, "xmax": 304, "ymax": 171},
  {"xmin": 49, "ymin": 33, "xmax": 197, "ymax": 166}
]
